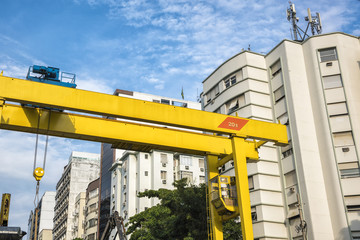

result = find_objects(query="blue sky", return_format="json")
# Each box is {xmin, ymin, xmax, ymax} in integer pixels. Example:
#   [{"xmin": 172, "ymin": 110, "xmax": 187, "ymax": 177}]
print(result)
[{"xmin": 0, "ymin": 0, "xmax": 359, "ymax": 233}]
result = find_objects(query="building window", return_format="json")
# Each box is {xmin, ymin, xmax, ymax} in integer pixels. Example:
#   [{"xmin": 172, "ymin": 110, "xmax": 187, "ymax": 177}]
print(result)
[
  {"xmin": 327, "ymin": 102, "xmax": 348, "ymax": 116},
  {"xmin": 323, "ymin": 75, "xmax": 343, "ymax": 89},
  {"xmin": 206, "ymin": 85, "xmax": 219, "ymax": 103},
  {"xmin": 161, "ymin": 99, "xmax": 170, "ymax": 105},
  {"xmin": 153, "ymin": 99, "xmax": 160, "ymax": 103},
  {"xmin": 224, "ymin": 79, "xmax": 230, "ymax": 88},
  {"xmin": 251, "ymin": 207, "xmax": 257, "ymax": 222},
  {"xmin": 339, "ymin": 162, "xmax": 360, "ymax": 178},
  {"xmin": 89, "ymin": 218, "xmax": 97, "ymax": 228},
  {"xmin": 172, "ymin": 101, "xmax": 188, "ymax": 108},
  {"xmin": 145, "ymin": 154, "xmax": 148, "ymax": 159},
  {"xmin": 282, "ymin": 146, "xmax": 293, "ymax": 158},
  {"xmin": 88, "ymin": 233, "xmax": 95, "ymax": 240},
  {"xmin": 89, "ymin": 203, "xmax": 96, "ymax": 213},
  {"xmin": 181, "ymin": 171, "xmax": 193, "ymax": 184},
  {"xmin": 319, "ymin": 47, "xmax": 337, "ymax": 62},
  {"xmin": 199, "ymin": 176, "xmax": 205, "ymax": 184},
  {"xmin": 270, "ymin": 60, "xmax": 281, "ymax": 77},
  {"xmin": 89, "ymin": 189, "xmax": 98, "ymax": 199},
  {"xmin": 285, "ymin": 170, "xmax": 297, "ymax": 188},
  {"xmin": 199, "ymin": 158, "xmax": 205, "ymax": 168},
  {"xmin": 248, "ymin": 176, "xmax": 254, "ymax": 190},
  {"xmin": 161, "ymin": 153, "xmax": 168, "ymax": 164},
  {"xmin": 226, "ymin": 94, "xmax": 245, "ymax": 114},
  {"xmin": 224, "ymin": 75, "xmax": 236, "ymax": 89},
  {"xmin": 180, "ymin": 156, "xmax": 192, "ymax": 166},
  {"xmin": 161, "ymin": 171, "xmax": 167, "ymax": 180},
  {"xmin": 144, "ymin": 171, "xmax": 148, "ymax": 176},
  {"xmin": 333, "ymin": 131, "xmax": 354, "ymax": 147},
  {"xmin": 274, "ymin": 86, "xmax": 285, "ymax": 102}
]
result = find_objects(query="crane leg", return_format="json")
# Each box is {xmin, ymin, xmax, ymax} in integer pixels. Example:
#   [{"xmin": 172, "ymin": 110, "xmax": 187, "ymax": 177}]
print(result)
[{"xmin": 207, "ymin": 154, "xmax": 223, "ymax": 240}]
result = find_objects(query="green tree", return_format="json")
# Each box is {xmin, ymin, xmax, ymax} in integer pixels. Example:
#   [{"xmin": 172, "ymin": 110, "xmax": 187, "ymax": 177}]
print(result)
[
  {"xmin": 223, "ymin": 219, "xmax": 242, "ymax": 240},
  {"xmin": 126, "ymin": 178, "xmax": 242, "ymax": 240},
  {"xmin": 126, "ymin": 179, "xmax": 207, "ymax": 240}
]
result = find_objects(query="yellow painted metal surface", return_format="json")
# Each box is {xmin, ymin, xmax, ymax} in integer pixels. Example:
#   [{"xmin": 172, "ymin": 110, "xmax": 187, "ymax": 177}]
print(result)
[
  {"xmin": 0, "ymin": 75, "xmax": 287, "ymax": 144},
  {"xmin": 231, "ymin": 137, "xmax": 256, "ymax": 240},
  {"xmin": 207, "ymin": 155, "xmax": 224, "ymax": 240},
  {"xmin": 33, "ymin": 167, "xmax": 44, "ymax": 181},
  {"xmin": 0, "ymin": 104, "xmax": 233, "ymax": 156},
  {"xmin": 0, "ymin": 193, "xmax": 11, "ymax": 226}
]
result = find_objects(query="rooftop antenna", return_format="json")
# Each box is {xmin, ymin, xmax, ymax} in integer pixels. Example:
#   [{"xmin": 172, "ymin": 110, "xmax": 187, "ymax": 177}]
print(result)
[
  {"xmin": 286, "ymin": 1, "xmax": 322, "ymax": 41},
  {"xmin": 287, "ymin": 1, "xmax": 301, "ymax": 41},
  {"xmin": 305, "ymin": 8, "xmax": 322, "ymax": 36}
]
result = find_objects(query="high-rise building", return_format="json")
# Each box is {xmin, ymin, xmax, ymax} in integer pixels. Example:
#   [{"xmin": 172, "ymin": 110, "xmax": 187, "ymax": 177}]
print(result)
[
  {"xmin": 27, "ymin": 191, "xmax": 55, "ymax": 240},
  {"xmin": 202, "ymin": 32, "xmax": 360, "ymax": 239},
  {"xmin": 84, "ymin": 178, "xmax": 100, "ymax": 240},
  {"xmin": 71, "ymin": 192, "xmax": 86, "ymax": 239},
  {"xmin": 53, "ymin": 151, "xmax": 100, "ymax": 240},
  {"xmin": 98, "ymin": 89, "xmax": 203, "ymax": 238}
]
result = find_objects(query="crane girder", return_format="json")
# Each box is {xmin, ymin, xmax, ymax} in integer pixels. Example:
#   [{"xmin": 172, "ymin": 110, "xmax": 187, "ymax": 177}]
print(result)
[
  {"xmin": 0, "ymin": 75, "xmax": 287, "ymax": 145},
  {"xmin": 0, "ymin": 103, "xmax": 234, "ymax": 156}
]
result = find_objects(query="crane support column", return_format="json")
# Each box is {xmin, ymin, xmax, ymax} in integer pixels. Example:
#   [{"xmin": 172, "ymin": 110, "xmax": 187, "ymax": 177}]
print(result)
[
  {"xmin": 232, "ymin": 137, "xmax": 259, "ymax": 240},
  {"xmin": 0, "ymin": 98, "xmax": 4, "ymax": 127},
  {"xmin": 207, "ymin": 154, "xmax": 223, "ymax": 240}
]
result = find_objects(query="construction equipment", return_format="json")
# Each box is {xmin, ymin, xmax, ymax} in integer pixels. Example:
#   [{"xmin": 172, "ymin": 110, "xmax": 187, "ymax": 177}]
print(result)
[
  {"xmin": 100, "ymin": 211, "xmax": 127, "ymax": 240},
  {"xmin": 0, "ymin": 72, "xmax": 288, "ymax": 240},
  {"xmin": 210, "ymin": 176, "xmax": 238, "ymax": 221},
  {"xmin": 0, "ymin": 194, "xmax": 11, "ymax": 227},
  {"xmin": 0, "ymin": 194, "xmax": 26, "ymax": 240},
  {"xmin": 26, "ymin": 65, "xmax": 76, "ymax": 88}
]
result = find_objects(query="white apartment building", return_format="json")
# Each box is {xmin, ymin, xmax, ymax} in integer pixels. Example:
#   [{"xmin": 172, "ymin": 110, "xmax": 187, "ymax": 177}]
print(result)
[
  {"xmin": 101, "ymin": 90, "xmax": 205, "ymax": 234},
  {"xmin": 53, "ymin": 151, "xmax": 100, "ymax": 240},
  {"xmin": 202, "ymin": 32, "xmax": 360, "ymax": 240},
  {"xmin": 27, "ymin": 191, "xmax": 56, "ymax": 240},
  {"xmin": 110, "ymin": 150, "xmax": 206, "ymax": 223}
]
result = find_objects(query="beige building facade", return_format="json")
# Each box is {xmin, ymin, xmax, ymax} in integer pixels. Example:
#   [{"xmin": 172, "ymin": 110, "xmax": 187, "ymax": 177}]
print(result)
[
  {"xmin": 53, "ymin": 151, "xmax": 100, "ymax": 240},
  {"xmin": 202, "ymin": 32, "xmax": 360, "ymax": 239},
  {"xmin": 84, "ymin": 178, "xmax": 100, "ymax": 240}
]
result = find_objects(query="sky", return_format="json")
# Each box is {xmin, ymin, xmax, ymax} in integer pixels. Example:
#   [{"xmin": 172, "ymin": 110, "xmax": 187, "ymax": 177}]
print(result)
[{"xmin": 0, "ymin": 0, "xmax": 359, "ymax": 233}]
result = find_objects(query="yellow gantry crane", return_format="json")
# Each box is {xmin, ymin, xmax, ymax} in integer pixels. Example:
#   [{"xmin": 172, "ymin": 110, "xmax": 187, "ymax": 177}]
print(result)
[{"xmin": 0, "ymin": 74, "xmax": 287, "ymax": 240}]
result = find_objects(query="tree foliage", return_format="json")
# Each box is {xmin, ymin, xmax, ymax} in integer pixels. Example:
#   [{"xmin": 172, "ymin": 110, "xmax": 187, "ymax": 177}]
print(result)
[
  {"xmin": 223, "ymin": 219, "xmax": 242, "ymax": 240},
  {"xmin": 126, "ymin": 179, "xmax": 207, "ymax": 240},
  {"xmin": 126, "ymin": 178, "xmax": 242, "ymax": 240}
]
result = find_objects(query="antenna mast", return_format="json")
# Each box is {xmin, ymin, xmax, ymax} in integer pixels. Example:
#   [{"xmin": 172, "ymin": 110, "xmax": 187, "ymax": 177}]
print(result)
[
  {"xmin": 286, "ymin": 1, "xmax": 322, "ymax": 42},
  {"xmin": 287, "ymin": 2, "xmax": 300, "ymax": 41}
]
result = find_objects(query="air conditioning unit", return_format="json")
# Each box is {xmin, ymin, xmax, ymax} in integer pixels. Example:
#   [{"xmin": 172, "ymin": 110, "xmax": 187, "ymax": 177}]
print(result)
[
  {"xmin": 289, "ymin": 187, "xmax": 295, "ymax": 193},
  {"xmin": 162, "ymin": 163, "xmax": 167, "ymax": 167},
  {"xmin": 185, "ymin": 166, "xmax": 189, "ymax": 170},
  {"xmin": 162, "ymin": 180, "xmax": 167, "ymax": 184},
  {"xmin": 200, "ymin": 168, "xmax": 204, "ymax": 172}
]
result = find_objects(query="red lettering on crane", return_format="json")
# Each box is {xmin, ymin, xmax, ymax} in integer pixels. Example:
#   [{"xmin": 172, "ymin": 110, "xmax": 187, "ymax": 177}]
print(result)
[{"xmin": 218, "ymin": 117, "xmax": 249, "ymax": 131}]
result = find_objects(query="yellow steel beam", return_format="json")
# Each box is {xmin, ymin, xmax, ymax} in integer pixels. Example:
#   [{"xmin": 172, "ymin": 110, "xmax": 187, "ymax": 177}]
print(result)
[
  {"xmin": 0, "ymin": 75, "xmax": 287, "ymax": 145},
  {"xmin": 0, "ymin": 104, "xmax": 233, "ymax": 156},
  {"xmin": 231, "ymin": 137, "xmax": 257, "ymax": 240},
  {"xmin": 207, "ymin": 154, "xmax": 223, "ymax": 240}
]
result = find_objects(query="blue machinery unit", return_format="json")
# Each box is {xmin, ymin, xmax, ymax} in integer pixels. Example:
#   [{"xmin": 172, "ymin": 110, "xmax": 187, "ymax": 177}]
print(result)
[{"xmin": 26, "ymin": 65, "xmax": 76, "ymax": 88}]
